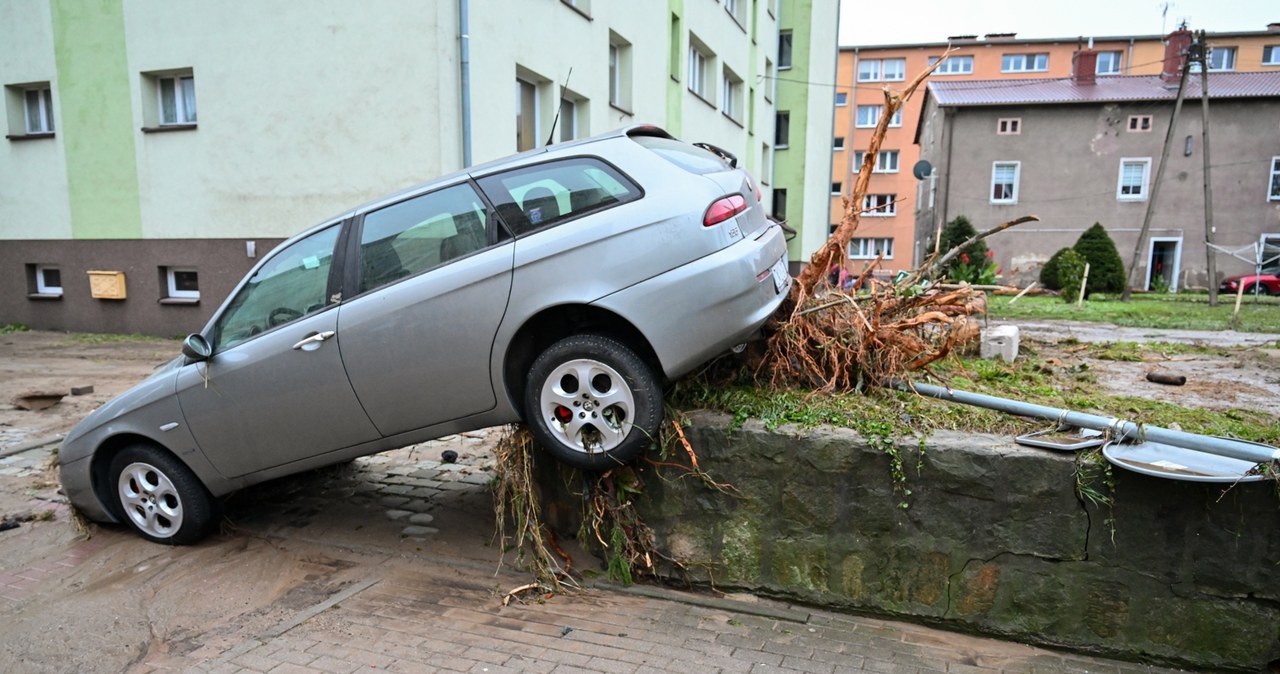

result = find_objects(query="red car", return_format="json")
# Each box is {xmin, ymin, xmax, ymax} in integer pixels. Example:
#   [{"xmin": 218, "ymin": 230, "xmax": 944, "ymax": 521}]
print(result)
[{"xmin": 1220, "ymin": 273, "xmax": 1280, "ymax": 296}]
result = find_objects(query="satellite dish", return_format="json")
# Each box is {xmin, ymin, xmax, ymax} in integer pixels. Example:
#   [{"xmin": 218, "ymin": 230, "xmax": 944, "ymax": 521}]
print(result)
[{"xmin": 912, "ymin": 160, "xmax": 933, "ymax": 180}]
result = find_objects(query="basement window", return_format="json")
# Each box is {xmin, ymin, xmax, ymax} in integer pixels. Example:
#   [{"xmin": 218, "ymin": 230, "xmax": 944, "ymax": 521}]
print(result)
[
  {"xmin": 161, "ymin": 267, "xmax": 200, "ymax": 303},
  {"xmin": 27, "ymin": 264, "xmax": 63, "ymax": 298}
]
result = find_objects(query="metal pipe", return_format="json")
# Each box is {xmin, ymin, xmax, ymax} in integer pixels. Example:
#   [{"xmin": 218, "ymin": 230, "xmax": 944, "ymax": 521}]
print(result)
[
  {"xmin": 899, "ymin": 381, "xmax": 1280, "ymax": 464},
  {"xmin": 458, "ymin": 0, "xmax": 472, "ymax": 168}
]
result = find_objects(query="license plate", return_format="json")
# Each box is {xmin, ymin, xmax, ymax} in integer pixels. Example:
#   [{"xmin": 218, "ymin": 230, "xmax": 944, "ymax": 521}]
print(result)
[{"xmin": 770, "ymin": 257, "xmax": 791, "ymax": 294}]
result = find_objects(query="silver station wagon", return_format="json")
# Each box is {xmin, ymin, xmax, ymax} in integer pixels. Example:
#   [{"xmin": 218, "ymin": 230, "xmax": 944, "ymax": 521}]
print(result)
[{"xmin": 59, "ymin": 125, "xmax": 792, "ymax": 544}]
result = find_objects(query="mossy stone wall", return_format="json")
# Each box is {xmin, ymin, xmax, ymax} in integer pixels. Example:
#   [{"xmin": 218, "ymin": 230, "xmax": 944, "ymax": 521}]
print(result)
[{"xmin": 541, "ymin": 411, "xmax": 1280, "ymax": 671}]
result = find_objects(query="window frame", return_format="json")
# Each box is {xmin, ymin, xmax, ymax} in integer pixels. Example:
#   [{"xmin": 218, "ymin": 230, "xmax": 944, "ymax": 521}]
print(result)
[
  {"xmin": 156, "ymin": 74, "xmax": 197, "ymax": 126},
  {"xmin": 830, "ymin": 182, "xmax": 842, "ymax": 196},
  {"xmin": 1207, "ymin": 46, "xmax": 1236, "ymax": 72},
  {"xmin": 855, "ymin": 104, "xmax": 879, "ymax": 128},
  {"xmin": 1269, "ymin": 156, "xmax": 1280, "ymax": 202},
  {"xmin": 777, "ymin": 30, "xmax": 793, "ymax": 70},
  {"xmin": 881, "ymin": 58, "xmax": 906, "ymax": 82},
  {"xmin": 1001, "ymin": 53, "xmax": 1048, "ymax": 73},
  {"xmin": 834, "ymin": 91, "xmax": 848, "ymax": 107},
  {"xmin": 23, "ymin": 86, "xmax": 55, "ymax": 134},
  {"xmin": 854, "ymin": 150, "xmax": 899, "ymax": 173},
  {"xmin": 607, "ymin": 33, "xmax": 633, "ymax": 112},
  {"xmin": 997, "ymin": 118, "xmax": 1020, "ymax": 135},
  {"xmin": 774, "ymin": 111, "xmax": 790, "ymax": 148},
  {"xmin": 1096, "ymin": 51, "xmax": 1123, "ymax": 75},
  {"xmin": 1117, "ymin": 157, "xmax": 1152, "ymax": 201},
  {"xmin": 861, "ymin": 194, "xmax": 896, "ymax": 217},
  {"xmin": 990, "ymin": 161, "xmax": 1020, "ymax": 204},
  {"xmin": 34, "ymin": 264, "xmax": 62, "ymax": 296},
  {"xmin": 164, "ymin": 267, "xmax": 200, "ymax": 300},
  {"xmin": 721, "ymin": 65, "xmax": 744, "ymax": 123},
  {"xmin": 857, "ymin": 59, "xmax": 881, "ymax": 82},
  {"xmin": 1264, "ymin": 46, "xmax": 1280, "ymax": 66},
  {"xmin": 929, "ymin": 55, "xmax": 974, "ymax": 75},
  {"xmin": 832, "ymin": 136, "xmax": 845, "ymax": 151},
  {"xmin": 688, "ymin": 38, "xmax": 714, "ymax": 102},
  {"xmin": 849, "ymin": 237, "xmax": 895, "ymax": 260},
  {"xmin": 1127, "ymin": 115, "xmax": 1152, "ymax": 132}
]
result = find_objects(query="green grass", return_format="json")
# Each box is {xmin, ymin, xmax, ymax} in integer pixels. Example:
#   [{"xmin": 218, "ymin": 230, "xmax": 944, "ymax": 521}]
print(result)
[
  {"xmin": 674, "ymin": 348, "xmax": 1280, "ymax": 447},
  {"xmin": 66, "ymin": 332, "xmax": 170, "ymax": 345},
  {"xmin": 0, "ymin": 323, "xmax": 30, "ymax": 334},
  {"xmin": 987, "ymin": 294, "xmax": 1280, "ymax": 334}
]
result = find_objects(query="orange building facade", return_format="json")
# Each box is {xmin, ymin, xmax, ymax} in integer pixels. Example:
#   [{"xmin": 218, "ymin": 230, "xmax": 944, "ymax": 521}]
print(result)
[{"xmin": 831, "ymin": 25, "xmax": 1280, "ymax": 274}]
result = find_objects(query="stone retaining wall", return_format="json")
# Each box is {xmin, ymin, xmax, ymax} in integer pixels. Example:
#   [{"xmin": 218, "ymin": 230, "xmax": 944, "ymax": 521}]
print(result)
[{"xmin": 541, "ymin": 412, "xmax": 1280, "ymax": 671}]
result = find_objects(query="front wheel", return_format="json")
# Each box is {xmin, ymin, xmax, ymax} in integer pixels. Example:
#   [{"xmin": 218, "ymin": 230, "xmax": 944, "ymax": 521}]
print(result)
[
  {"xmin": 109, "ymin": 445, "xmax": 219, "ymax": 545},
  {"xmin": 524, "ymin": 335, "xmax": 663, "ymax": 471}
]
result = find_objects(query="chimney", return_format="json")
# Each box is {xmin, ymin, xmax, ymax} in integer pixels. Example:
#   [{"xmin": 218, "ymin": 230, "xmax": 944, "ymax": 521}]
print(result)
[
  {"xmin": 1268, "ymin": 22, "xmax": 1280, "ymax": 32},
  {"xmin": 1162, "ymin": 27, "xmax": 1193, "ymax": 83},
  {"xmin": 1072, "ymin": 49, "xmax": 1098, "ymax": 85}
]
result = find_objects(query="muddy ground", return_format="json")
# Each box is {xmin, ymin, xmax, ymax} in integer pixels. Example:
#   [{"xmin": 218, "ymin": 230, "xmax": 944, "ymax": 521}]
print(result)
[{"xmin": 0, "ymin": 325, "xmax": 1277, "ymax": 672}]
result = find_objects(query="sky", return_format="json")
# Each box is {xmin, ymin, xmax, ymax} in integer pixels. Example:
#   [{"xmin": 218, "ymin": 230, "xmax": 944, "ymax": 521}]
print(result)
[{"xmin": 838, "ymin": 0, "xmax": 1277, "ymax": 46}]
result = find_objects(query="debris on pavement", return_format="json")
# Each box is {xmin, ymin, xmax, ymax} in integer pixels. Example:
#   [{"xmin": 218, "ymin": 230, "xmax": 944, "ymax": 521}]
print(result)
[
  {"xmin": 12, "ymin": 391, "xmax": 65, "ymax": 411},
  {"xmin": 1146, "ymin": 370, "xmax": 1187, "ymax": 386}
]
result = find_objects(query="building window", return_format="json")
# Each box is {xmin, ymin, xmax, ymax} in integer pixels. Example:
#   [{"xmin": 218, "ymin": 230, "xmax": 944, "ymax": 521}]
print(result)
[
  {"xmin": 1207, "ymin": 46, "xmax": 1236, "ymax": 72},
  {"xmin": 882, "ymin": 58, "xmax": 906, "ymax": 81},
  {"xmin": 854, "ymin": 150, "xmax": 899, "ymax": 173},
  {"xmin": 561, "ymin": 0, "xmax": 591, "ymax": 15},
  {"xmin": 929, "ymin": 55, "xmax": 974, "ymax": 75},
  {"xmin": 778, "ymin": 30, "xmax": 793, "ymax": 69},
  {"xmin": 22, "ymin": 86, "xmax": 55, "ymax": 134},
  {"xmin": 516, "ymin": 77, "xmax": 540, "ymax": 151},
  {"xmin": 1269, "ymin": 157, "xmax": 1280, "ymax": 201},
  {"xmin": 833, "ymin": 136, "xmax": 845, "ymax": 151},
  {"xmin": 32, "ymin": 264, "xmax": 63, "ymax": 296},
  {"xmin": 165, "ymin": 267, "xmax": 200, "ymax": 300},
  {"xmin": 997, "ymin": 118, "xmax": 1020, "ymax": 135},
  {"xmin": 849, "ymin": 237, "xmax": 895, "ymax": 260},
  {"xmin": 1264, "ymin": 46, "xmax": 1280, "ymax": 66},
  {"xmin": 608, "ymin": 32, "xmax": 633, "ymax": 111},
  {"xmin": 772, "ymin": 188, "xmax": 787, "ymax": 220},
  {"xmin": 688, "ymin": 36, "xmax": 714, "ymax": 101},
  {"xmin": 760, "ymin": 142, "xmax": 772, "ymax": 185},
  {"xmin": 1117, "ymin": 157, "xmax": 1152, "ymax": 201},
  {"xmin": 669, "ymin": 14, "xmax": 682, "ymax": 81},
  {"xmin": 558, "ymin": 92, "xmax": 585, "ymax": 142},
  {"xmin": 1001, "ymin": 53, "xmax": 1048, "ymax": 72},
  {"xmin": 834, "ymin": 91, "xmax": 848, "ymax": 106},
  {"xmin": 857, "ymin": 59, "xmax": 880, "ymax": 82},
  {"xmin": 862, "ymin": 194, "xmax": 896, "ymax": 216},
  {"xmin": 991, "ymin": 161, "xmax": 1020, "ymax": 204},
  {"xmin": 1127, "ymin": 115, "xmax": 1152, "ymax": 132},
  {"xmin": 156, "ymin": 74, "xmax": 197, "ymax": 125},
  {"xmin": 831, "ymin": 182, "xmax": 842, "ymax": 196},
  {"xmin": 722, "ymin": 66, "xmax": 743, "ymax": 123},
  {"xmin": 724, "ymin": 0, "xmax": 746, "ymax": 26},
  {"xmin": 889, "ymin": 108, "xmax": 902, "ymax": 127},
  {"xmin": 775, "ymin": 111, "xmax": 790, "ymax": 147},
  {"xmin": 856, "ymin": 105, "xmax": 877, "ymax": 128},
  {"xmin": 1096, "ymin": 51, "xmax": 1123, "ymax": 74},
  {"xmin": 763, "ymin": 58, "xmax": 774, "ymax": 102}
]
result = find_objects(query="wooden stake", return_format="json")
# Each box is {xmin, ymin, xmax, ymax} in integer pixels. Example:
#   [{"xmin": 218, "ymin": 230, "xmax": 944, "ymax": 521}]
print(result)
[
  {"xmin": 1009, "ymin": 281, "xmax": 1038, "ymax": 304},
  {"xmin": 1076, "ymin": 263, "xmax": 1090, "ymax": 307}
]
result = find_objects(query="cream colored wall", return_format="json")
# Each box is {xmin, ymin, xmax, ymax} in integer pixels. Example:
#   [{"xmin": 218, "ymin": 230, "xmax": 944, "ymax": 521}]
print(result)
[
  {"xmin": 0, "ymin": 0, "xmax": 73, "ymax": 240},
  {"xmin": 796, "ymin": 0, "xmax": 838, "ymax": 262},
  {"xmin": 123, "ymin": 1, "xmax": 460, "ymax": 239}
]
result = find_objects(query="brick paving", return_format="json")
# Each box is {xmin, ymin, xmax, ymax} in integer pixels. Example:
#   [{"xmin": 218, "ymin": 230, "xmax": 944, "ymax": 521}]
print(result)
[{"xmin": 2, "ymin": 434, "xmax": 1193, "ymax": 674}]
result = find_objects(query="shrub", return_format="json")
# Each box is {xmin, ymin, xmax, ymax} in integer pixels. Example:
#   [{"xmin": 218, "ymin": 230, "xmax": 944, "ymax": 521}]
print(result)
[
  {"xmin": 937, "ymin": 215, "xmax": 989, "ymax": 282},
  {"xmin": 1040, "ymin": 247, "xmax": 1075, "ymax": 291},
  {"xmin": 1073, "ymin": 223, "xmax": 1126, "ymax": 296},
  {"xmin": 1057, "ymin": 249, "xmax": 1087, "ymax": 303}
]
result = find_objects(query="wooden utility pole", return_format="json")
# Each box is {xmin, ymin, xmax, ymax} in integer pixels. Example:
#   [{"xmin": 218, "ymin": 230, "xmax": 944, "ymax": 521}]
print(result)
[
  {"xmin": 1195, "ymin": 32, "xmax": 1219, "ymax": 306},
  {"xmin": 1121, "ymin": 54, "xmax": 1191, "ymax": 302}
]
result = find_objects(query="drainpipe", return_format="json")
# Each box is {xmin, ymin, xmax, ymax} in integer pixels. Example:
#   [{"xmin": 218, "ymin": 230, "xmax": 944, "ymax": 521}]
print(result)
[
  {"xmin": 458, "ymin": 0, "xmax": 473, "ymax": 168},
  {"xmin": 1125, "ymin": 38, "xmax": 1135, "ymax": 74}
]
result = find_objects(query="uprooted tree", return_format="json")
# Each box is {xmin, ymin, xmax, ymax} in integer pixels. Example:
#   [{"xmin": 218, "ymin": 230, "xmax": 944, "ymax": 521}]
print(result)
[{"xmin": 493, "ymin": 50, "xmax": 1041, "ymax": 595}]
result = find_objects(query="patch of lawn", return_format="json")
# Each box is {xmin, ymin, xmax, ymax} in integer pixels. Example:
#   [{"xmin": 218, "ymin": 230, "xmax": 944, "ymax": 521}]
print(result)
[{"xmin": 987, "ymin": 294, "xmax": 1280, "ymax": 334}]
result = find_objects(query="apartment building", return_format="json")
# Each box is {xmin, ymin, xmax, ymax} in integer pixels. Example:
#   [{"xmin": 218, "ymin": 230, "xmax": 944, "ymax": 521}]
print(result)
[
  {"xmin": 833, "ymin": 23, "xmax": 1280, "ymax": 275},
  {"xmin": 915, "ymin": 39, "xmax": 1280, "ymax": 291},
  {"xmin": 2, "ymin": 0, "xmax": 837, "ymax": 336}
]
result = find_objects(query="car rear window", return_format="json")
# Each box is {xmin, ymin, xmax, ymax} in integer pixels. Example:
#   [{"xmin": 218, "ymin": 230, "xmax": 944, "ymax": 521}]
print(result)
[
  {"xmin": 631, "ymin": 135, "xmax": 727, "ymax": 175},
  {"xmin": 477, "ymin": 157, "xmax": 641, "ymax": 236}
]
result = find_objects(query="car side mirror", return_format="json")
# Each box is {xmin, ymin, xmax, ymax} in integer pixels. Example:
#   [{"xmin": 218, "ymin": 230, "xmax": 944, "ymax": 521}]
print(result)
[{"xmin": 181, "ymin": 334, "xmax": 212, "ymax": 362}]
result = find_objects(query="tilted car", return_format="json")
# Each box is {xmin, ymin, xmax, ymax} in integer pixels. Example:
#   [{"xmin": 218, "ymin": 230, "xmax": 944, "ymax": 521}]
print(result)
[{"xmin": 59, "ymin": 125, "xmax": 792, "ymax": 544}]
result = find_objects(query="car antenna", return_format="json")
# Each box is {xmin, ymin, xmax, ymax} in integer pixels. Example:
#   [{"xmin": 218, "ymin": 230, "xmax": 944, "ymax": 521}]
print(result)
[{"xmin": 545, "ymin": 67, "xmax": 574, "ymax": 147}]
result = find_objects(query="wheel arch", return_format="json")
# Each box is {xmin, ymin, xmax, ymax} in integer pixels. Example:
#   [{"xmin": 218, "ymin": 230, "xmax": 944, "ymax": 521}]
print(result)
[
  {"xmin": 502, "ymin": 304, "xmax": 663, "ymax": 413},
  {"xmin": 88, "ymin": 433, "xmax": 180, "ymax": 519}
]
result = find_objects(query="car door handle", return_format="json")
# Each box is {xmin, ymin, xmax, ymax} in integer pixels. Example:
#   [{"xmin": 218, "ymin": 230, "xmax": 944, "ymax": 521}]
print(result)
[{"xmin": 291, "ymin": 331, "xmax": 336, "ymax": 351}]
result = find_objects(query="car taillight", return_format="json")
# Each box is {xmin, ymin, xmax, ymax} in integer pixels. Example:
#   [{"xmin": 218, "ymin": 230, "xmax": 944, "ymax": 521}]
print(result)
[{"xmin": 704, "ymin": 194, "xmax": 747, "ymax": 227}]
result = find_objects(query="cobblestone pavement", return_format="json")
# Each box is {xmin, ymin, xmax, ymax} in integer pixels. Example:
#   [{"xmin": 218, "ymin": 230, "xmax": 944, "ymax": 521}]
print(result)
[{"xmin": 0, "ymin": 431, "xmax": 1193, "ymax": 674}]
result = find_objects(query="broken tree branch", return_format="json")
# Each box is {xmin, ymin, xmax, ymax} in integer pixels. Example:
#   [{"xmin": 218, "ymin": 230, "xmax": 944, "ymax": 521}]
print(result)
[{"xmin": 911, "ymin": 215, "xmax": 1040, "ymax": 284}]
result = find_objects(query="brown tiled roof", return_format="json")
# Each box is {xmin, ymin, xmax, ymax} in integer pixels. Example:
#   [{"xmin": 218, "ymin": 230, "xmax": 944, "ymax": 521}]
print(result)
[{"xmin": 927, "ymin": 71, "xmax": 1280, "ymax": 107}]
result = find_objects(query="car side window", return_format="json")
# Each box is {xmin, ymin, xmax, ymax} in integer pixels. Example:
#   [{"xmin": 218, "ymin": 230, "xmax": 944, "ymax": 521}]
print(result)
[
  {"xmin": 477, "ymin": 157, "xmax": 641, "ymax": 236},
  {"xmin": 358, "ymin": 182, "xmax": 491, "ymax": 293},
  {"xmin": 213, "ymin": 225, "xmax": 341, "ymax": 352}
]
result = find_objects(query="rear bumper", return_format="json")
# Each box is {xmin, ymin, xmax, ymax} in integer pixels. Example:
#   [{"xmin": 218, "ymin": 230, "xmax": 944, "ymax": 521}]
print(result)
[{"xmin": 592, "ymin": 223, "xmax": 790, "ymax": 379}]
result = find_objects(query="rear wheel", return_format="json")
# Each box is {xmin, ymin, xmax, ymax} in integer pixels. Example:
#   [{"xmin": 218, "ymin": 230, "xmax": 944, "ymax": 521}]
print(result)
[
  {"xmin": 524, "ymin": 334, "xmax": 663, "ymax": 471},
  {"xmin": 109, "ymin": 445, "xmax": 219, "ymax": 545}
]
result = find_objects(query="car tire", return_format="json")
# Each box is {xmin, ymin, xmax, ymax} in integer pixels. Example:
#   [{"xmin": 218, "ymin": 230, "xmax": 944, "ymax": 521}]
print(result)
[
  {"xmin": 524, "ymin": 334, "xmax": 663, "ymax": 471},
  {"xmin": 109, "ymin": 444, "xmax": 219, "ymax": 545}
]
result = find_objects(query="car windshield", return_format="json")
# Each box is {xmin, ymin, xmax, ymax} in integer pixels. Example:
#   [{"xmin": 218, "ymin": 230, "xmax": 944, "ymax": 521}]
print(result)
[{"xmin": 631, "ymin": 135, "xmax": 727, "ymax": 175}]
